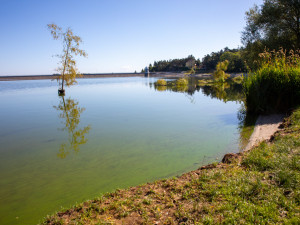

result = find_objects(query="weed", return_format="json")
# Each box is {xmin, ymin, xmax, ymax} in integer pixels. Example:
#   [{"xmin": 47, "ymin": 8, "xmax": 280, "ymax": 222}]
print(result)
[{"xmin": 142, "ymin": 199, "xmax": 151, "ymax": 205}]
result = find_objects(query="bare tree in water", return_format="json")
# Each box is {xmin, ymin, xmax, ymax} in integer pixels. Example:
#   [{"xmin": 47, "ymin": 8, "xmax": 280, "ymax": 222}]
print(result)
[{"xmin": 48, "ymin": 23, "xmax": 87, "ymax": 95}]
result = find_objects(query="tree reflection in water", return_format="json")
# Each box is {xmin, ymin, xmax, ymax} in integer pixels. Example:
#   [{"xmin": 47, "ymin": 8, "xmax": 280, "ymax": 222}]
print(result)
[
  {"xmin": 153, "ymin": 77, "xmax": 244, "ymax": 103},
  {"xmin": 54, "ymin": 96, "xmax": 91, "ymax": 158}
]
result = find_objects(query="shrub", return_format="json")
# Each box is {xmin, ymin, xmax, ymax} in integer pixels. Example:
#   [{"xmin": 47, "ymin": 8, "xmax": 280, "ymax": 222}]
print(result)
[
  {"xmin": 155, "ymin": 79, "xmax": 167, "ymax": 86},
  {"xmin": 176, "ymin": 78, "xmax": 188, "ymax": 87},
  {"xmin": 243, "ymin": 49, "xmax": 300, "ymax": 114}
]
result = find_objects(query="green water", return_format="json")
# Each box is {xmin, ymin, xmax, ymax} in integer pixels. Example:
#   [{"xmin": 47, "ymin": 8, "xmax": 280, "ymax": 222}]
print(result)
[{"xmin": 0, "ymin": 77, "xmax": 243, "ymax": 224}]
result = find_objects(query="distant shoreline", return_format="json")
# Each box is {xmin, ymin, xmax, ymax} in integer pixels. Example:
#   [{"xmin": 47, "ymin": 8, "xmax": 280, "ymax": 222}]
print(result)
[
  {"xmin": 0, "ymin": 73, "xmax": 142, "ymax": 81},
  {"xmin": 0, "ymin": 72, "xmax": 213, "ymax": 81}
]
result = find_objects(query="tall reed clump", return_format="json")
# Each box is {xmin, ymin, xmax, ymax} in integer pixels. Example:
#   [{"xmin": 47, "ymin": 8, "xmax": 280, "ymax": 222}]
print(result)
[{"xmin": 243, "ymin": 49, "xmax": 300, "ymax": 114}]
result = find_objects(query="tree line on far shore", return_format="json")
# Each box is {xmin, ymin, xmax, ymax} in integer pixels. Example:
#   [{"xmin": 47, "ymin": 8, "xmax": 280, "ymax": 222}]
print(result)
[
  {"xmin": 144, "ymin": 0, "xmax": 300, "ymax": 74},
  {"xmin": 144, "ymin": 48, "xmax": 246, "ymax": 74}
]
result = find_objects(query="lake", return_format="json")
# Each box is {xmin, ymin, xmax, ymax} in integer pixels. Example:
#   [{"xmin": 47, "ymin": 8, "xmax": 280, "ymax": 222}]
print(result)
[{"xmin": 0, "ymin": 77, "xmax": 245, "ymax": 224}]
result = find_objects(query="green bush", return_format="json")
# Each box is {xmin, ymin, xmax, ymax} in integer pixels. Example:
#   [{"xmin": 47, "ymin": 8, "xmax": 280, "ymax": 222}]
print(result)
[
  {"xmin": 155, "ymin": 79, "xmax": 167, "ymax": 86},
  {"xmin": 243, "ymin": 49, "xmax": 300, "ymax": 114},
  {"xmin": 176, "ymin": 78, "xmax": 188, "ymax": 87}
]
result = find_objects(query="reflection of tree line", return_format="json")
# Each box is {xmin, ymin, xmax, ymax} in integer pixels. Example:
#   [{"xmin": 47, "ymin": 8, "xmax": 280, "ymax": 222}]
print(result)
[
  {"xmin": 52, "ymin": 80, "xmax": 245, "ymax": 158},
  {"xmin": 54, "ymin": 96, "xmax": 91, "ymax": 158},
  {"xmin": 200, "ymin": 82, "xmax": 244, "ymax": 103},
  {"xmin": 152, "ymin": 78, "xmax": 244, "ymax": 103},
  {"xmin": 152, "ymin": 77, "xmax": 254, "ymax": 150}
]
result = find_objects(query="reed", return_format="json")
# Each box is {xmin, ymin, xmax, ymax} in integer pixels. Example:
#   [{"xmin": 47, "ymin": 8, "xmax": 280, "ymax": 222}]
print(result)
[{"xmin": 243, "ymin": 49, "xmax": 300, "ymax": 114}]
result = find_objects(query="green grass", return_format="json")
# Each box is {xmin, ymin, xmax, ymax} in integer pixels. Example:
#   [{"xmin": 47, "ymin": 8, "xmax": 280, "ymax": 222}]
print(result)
[{"xmin": 42, "ymin": 108, "xmax": 300, "ymax": 224}]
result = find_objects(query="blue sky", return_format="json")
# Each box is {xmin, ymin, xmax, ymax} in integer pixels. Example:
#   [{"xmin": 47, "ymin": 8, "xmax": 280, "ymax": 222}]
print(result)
[{"xmin": 0, "ymin": 0, "xmax": 263, "ymax": 75}]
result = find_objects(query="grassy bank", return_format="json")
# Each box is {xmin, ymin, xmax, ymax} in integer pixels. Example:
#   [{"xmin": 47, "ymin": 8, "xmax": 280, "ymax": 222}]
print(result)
[{"xmin": 42, "ymin": 109, "xmax": 300, "ymax": 224}]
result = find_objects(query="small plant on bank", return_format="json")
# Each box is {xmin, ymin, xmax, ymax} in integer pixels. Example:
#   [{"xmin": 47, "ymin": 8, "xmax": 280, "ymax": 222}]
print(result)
[
  {"xmin": 243, "ymin": 49, "xmax": 300, "ymax": 114},
  {"xmin": 155, "ymin": 79, "xmax": 167, "ymax": 86}
]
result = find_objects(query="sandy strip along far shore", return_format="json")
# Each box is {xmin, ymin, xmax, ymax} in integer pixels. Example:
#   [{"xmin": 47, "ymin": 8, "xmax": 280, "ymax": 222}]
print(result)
[{"xmin": 0, "ymin": 72, "xmax": 190, "ymax": 81}]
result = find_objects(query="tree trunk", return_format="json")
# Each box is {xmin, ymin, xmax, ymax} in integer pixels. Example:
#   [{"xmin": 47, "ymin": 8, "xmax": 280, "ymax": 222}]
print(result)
[{"xmin": 61, "ymin": 43, "xmax": 70, "ymax": 91}]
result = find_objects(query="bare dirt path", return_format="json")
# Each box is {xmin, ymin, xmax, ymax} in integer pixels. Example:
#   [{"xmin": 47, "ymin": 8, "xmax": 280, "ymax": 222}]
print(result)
[{"xmin": 244, "ymin": 114, "xmax": 285, "ymax": 151}]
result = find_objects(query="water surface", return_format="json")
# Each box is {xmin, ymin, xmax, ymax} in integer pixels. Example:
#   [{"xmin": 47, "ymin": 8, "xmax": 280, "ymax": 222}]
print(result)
[{"xmin": 0, "ymin": 77, "xmax": 243, "ymax": 224}]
